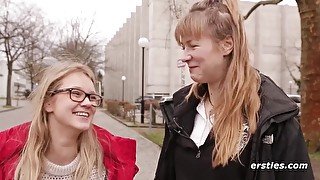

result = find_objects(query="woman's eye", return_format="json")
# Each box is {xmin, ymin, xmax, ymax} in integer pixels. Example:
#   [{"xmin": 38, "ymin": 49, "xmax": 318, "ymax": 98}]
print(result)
[{"xmin": 71, "ymin": 90, "xmax": 82, "ymax": 96}]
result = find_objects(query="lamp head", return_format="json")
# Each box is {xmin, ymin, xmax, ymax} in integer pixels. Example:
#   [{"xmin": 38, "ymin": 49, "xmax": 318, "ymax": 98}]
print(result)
[{"xmin": 138, "ymin": 37, "xmax": 149, "ymax": 48}]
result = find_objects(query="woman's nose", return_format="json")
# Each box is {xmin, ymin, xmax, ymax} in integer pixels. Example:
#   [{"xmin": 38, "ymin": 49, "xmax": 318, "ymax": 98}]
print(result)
[
  {"xmin": 80, "ymin": 96, "xmax": 93, "ymax": 107},
  {"xmin": 177, "ymin": 54, "xmax": 192, "ymax": 68},
  {"xmin": 181, "ymin": 54, "xmax": 192, "ymax": 62}
]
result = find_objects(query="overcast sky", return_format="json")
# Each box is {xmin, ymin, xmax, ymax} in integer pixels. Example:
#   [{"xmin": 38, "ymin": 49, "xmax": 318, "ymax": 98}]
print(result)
[{"xmin": 14, "ymin": 0, "xmax": 296, "ymax": 44}]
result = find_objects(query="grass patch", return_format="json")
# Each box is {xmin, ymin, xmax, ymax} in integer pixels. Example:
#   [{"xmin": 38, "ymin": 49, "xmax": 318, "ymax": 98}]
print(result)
[
  {"xmin": 134, "ymin": 128, "xmax": 165, "ymax": 147},
  {"xmin": 2, "ymin": 105, "xmax": 14, "ymax": 108},
  {"xmin": 310, "ymin": 151, "xmax": 320, "ymax": 161},
  {"xmin": 143, "ymin": 131, "xmax": 165, "ymax": 147}
]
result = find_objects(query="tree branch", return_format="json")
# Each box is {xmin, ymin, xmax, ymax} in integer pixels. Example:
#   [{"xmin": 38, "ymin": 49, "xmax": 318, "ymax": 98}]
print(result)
[{"xmin": 244, "ymin": 0, "xmax": 283, "ymax": 20}]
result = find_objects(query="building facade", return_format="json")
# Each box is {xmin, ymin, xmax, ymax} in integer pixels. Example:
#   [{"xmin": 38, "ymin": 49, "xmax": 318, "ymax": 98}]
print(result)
[
  {"xmin": 104, "ymin": 0, "xmax": 301, "ymax": 103},
  {"xmin": 0, "ymin": 60, "xmax": 28, "ymax": 99}
]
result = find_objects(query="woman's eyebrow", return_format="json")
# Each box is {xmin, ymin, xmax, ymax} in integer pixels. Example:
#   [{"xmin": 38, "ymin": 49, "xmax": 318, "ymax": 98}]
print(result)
[
  {"xmin": 68, "ymin": 86, "xmax": 97, "ymax": 94},
  {"xmin": 186, "ymin": 40, "xmax": 198, "ymax": 45}
]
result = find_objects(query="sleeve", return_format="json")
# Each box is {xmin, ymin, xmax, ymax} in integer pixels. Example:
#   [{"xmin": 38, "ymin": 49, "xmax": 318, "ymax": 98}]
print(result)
[
  {"xmin": 114, "ymin": 137, "xmax": 139, "ymax": 180},
  {"xmin": 0, "ymin": 123, "xmax": 29, "ymax": 179},
  {"xmin": 95, "ymin": 125, "xmax": 138, "ymax": 180},
  {"xmin": 0, "ymin": 129, "xmax": 8, "ymax": 178},
  {"xmin": 272, "ymin": 117, "xmax": 315, "ymax": 180},
  {"xmin": 0, "ymin": 129, "xmax": 9, "ymax": 162}
]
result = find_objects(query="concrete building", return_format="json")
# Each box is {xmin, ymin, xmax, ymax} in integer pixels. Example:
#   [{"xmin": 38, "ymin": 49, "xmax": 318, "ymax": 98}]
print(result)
[
  {"xmin": 104, "ymin": 0, "xmax": 301, "ymax": 103},
  {"xmin": 0, "ymin": 60, "xmax": 28, "ymax": 99}
]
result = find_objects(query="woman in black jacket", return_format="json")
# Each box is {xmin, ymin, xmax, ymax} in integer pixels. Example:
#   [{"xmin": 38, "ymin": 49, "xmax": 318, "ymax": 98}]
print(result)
[{"xmin": 155, "ymin": 0, "xmax": 314, "ymax": 179}]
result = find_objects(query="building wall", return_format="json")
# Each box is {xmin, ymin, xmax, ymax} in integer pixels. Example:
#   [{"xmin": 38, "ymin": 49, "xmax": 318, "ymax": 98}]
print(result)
[
  {"xmin": 0, "ymin": 60, "xmax": 6, "ymax": 97},
  {"xmin": 104, "ymin": 0, "xmax": 301, "ymax": 102},
  {"xmin": 0, "ymin": 60, "xmax": 28, "ymax": 98}
]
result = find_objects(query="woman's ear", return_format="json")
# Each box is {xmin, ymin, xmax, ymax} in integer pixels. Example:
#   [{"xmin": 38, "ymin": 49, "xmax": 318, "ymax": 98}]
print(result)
[
  {"xmin": 220, "ymin": 36, "xmax": 234, "ymax": 56},
  {"xmin": 44, "ymin": 100, "xmax": 53, "ymax": 113}
]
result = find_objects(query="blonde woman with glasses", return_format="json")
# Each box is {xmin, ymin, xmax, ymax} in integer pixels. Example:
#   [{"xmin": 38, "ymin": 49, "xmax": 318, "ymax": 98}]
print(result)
[
  {"xmin": 155, "ymin": 0, "xmax": 313, "ymax": 180},
  {"xmin": 0, "ymin": 61, "xmax": 138, "ymax": 180}
]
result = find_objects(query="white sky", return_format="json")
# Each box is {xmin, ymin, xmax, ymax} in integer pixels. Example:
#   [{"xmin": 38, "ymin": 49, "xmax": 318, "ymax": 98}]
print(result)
[
  {"xmin": 16, "ymin": 0, "xmax": 142, "ymax": 43},
  {"xmin": 15, "ymin": 0, "xmax": 296, "ymax": 44}
]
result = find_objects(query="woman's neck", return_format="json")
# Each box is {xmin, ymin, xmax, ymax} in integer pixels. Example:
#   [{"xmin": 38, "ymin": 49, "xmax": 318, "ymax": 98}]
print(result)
[
  {"xmin": 45, "ymin": 135, "xmax": 79, "ymax": 165},
  {"xmin": 46, "ymin": 118, "xmax": 80, "ymax": 165},
  {"xmin": 203, "ymin": 82, "xmax": 220, "ymax": 118},
  {"xmin": 207, "ymin": 82, "xmax": 219, "ymax": 104}
]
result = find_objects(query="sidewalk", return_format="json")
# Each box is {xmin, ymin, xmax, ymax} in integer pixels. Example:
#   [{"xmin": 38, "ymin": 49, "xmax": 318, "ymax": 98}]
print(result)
[
  {"xmin": 0, "ymin": 106, "xmax": 13, "ymax": 112},
  {"xmin": 94, "ymin": 110, "xmax": 161, "ymax": 180},
  {"xmin": 0, "ymin": 99, "xmax": 27, "ymax": 113}
]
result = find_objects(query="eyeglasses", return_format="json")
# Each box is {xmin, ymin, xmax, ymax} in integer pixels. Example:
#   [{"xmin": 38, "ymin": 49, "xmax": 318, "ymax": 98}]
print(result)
[{"xmin": 49, "ymin": 88, "xmax": 103, "ymax": 107}]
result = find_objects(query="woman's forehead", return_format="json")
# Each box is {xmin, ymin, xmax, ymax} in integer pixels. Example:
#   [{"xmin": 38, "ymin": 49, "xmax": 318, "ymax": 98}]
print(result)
[
  {"xmin": 179, "ymin": 35, "xmax": 199, "ymax": 43},
  {"xmin": 179, "ymin": 34, "xmax": 212, "ymax": 44},
  {"xmin": 60, "ymin": 72, "xmax": 95, "ymax": 89}
]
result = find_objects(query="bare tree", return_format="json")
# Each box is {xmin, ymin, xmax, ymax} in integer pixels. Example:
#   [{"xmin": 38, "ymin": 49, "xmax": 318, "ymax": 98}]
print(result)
[
  {"xmin": 18, "ymin": 16, "xmax": 54, "ymax": 91},
  {"xmin": 168, "ymin": 0, "xmax": 190, "ymax": 20},
  {"xmin": 245, "ymin": 0, "xmax": 320, "ymax": 152},
  {"xmin": 0, "ymin": 1, "xmax": 43, "ymax": 106},
  {"xmin": 285, "ymin": 62, "xmax": 301, "ymax": 93},
  {"xmin": 52, "ymin": 18, "xmax": 104, "ymax": 73},
  {"xmin": 244, "ymin": 0, "xmax": 283, "ymax": 20}
]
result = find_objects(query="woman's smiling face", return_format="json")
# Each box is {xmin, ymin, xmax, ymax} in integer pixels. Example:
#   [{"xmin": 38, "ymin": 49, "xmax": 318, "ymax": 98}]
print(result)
[
  {"xmin": 45, "ymin": 71, "xmax": 97, "ymax": 132},
  {"xmin": 180, "ymin": 35, "xmax": 229, "ymax": 84}
]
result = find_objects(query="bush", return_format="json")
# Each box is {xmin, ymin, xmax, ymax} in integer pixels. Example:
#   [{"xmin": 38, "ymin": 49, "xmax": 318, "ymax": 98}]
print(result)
[
  {"xmin": 123, "ymin": 102, "xmax": 137, "ymax": 119},
  {"xmin": 104, "ymin": 100, "xmax": 122, "ymax": 116},
  {"xmin": 24, "ymin": 89, "xmax": 31, "ymax": 99},
  {"xmin": 144, "ymin": 99, "xmax": 160, "ymax": 110},
  {"xmin": 104, "ymin": 100, "xmax": 137, "ymax": 120}
]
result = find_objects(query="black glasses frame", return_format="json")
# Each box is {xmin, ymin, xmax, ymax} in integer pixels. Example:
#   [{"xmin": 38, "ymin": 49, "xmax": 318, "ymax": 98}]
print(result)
[{"xmin": 49, "ymin": 88, "xmax": 103, "ymax": 107}]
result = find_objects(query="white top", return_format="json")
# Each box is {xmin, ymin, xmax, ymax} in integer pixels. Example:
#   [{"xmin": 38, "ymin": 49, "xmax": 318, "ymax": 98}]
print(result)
[
  {"xmin": 42, "ymin": 154, "xmax": 106, "ymax": 180},
  {"xmin": 190, "ymin": 100, "xmax": 214, "ymax": 148}
]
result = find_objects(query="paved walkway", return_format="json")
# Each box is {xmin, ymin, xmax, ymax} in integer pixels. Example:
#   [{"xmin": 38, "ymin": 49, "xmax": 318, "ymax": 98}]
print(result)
[
  {"xmin": 0, "ymin": 104, "xmax": 161, "ymax": 180},
  {"xmin": 94, "ymin": 111, "xmax": 161, "ymax": 180}
]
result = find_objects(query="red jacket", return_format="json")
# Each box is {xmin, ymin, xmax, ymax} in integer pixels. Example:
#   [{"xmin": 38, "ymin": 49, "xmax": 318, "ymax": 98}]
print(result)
[{"xmin": 0, "ymin": 122, "xmax": 139, "ymax": 180}]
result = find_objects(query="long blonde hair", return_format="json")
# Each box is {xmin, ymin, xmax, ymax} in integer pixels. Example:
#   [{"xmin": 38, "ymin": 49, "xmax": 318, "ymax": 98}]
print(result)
[
  {"xmin": 14, "ymin": 61, "xmax": 105, "ymax": 179},
  {"xmin": 175, "ymin": 0, "xmax": 261, "ymax": 167}
]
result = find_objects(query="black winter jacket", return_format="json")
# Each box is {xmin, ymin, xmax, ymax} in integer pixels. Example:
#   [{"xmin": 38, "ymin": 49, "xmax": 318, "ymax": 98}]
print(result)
[{"xmin": 155, "ymin": 74, "xmax": 314, "ymax": 180}]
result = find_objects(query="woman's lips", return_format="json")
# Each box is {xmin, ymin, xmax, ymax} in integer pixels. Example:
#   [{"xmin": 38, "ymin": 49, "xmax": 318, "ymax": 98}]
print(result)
[{"xmin": 188, "ymin": 66, "xmax": 198, "ymax": 69}]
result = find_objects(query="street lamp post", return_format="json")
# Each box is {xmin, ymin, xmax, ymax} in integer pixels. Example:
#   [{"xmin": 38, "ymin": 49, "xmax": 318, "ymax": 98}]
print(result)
[
  {"xmin": 121, "ymin": 75, "xmax": 126, "ymax": 102},
  {"xmin": 289, "ymin": 81, "xmax": 293, "ymax": 94},
  {"xmin": 97, "ymin": 69, "xmax": 105, "ymax": 97},
  {"xmin": 138, "ymin": 37, "xmax": 149, "ymax": 124}
]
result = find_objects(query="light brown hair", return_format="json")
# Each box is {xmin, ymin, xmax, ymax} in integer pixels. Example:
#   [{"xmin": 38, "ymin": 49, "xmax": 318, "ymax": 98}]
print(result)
[{"xmin": 175, "ymin": 0, "xmax": 261, "ymax": 167}]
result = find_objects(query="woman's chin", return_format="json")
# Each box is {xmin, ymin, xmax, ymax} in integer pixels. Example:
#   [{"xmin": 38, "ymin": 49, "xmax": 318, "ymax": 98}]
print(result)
[
  {"xmin": 190, "ymin": 74, "xmax": 205, "ymax": 83},
  {"xmin": 73, "ymin": 121, "xmax": 91, "ymax": 132}
]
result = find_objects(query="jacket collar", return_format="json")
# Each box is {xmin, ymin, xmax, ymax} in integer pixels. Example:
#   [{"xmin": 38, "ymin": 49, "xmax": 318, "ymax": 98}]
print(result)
[
  {"xmin": 173, "ymin": 84, "xmax": 206, "ymax": 118},
  {"xmin": 172, "ymin": 84, "xmax": 207, "ymax": 135}
]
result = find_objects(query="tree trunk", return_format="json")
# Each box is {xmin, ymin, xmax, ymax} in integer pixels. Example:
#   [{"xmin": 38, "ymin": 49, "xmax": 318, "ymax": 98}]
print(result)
[
  {"xmin": 31, "ymin": 80, "xmax": 34, "ymax": 91},
  {"xmin": 297, "ymin": 0, "xmax": 320, "ymax": 152},
  {"xmin": 6, "ymin": 61, "xmax": 12, "ymax": 106},
  {"xmin": 30, "ymin": 71, "xmax": 34, "ymax": 91}
]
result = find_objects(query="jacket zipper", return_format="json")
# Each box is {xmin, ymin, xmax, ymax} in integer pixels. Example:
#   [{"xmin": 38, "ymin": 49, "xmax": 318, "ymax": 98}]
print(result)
[
  {"xmin": 196, "ymin": 149, "xmax": 201, "ymax": 158},
  {"xmin": 172, "ymin": 118, "xmax": 202, "ymax": 159}
]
